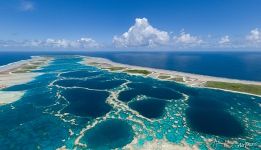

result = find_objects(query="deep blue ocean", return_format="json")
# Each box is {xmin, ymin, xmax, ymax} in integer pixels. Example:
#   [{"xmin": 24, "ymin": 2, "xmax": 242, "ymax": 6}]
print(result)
[{"xmin": 1, "ymin": 51, "xmax": 261, "ymax": 81}]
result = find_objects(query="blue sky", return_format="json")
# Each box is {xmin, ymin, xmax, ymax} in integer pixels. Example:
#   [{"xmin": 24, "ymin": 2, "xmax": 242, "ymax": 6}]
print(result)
[{"xmin": 0, "ymin": 0, "xmax": 261, "ymax": 51}]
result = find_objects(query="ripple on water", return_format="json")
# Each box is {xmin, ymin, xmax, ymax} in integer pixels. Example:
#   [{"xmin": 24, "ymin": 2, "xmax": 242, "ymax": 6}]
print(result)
[
  {"xmin": 82, "ymin": 119, "xmax": 134, "ymax": 149},
  {"xmin": 61, "ymin": 88, "xmax": 111, "ymax": 118},
  {"xmin": 128, "ymin": 98, "xmax": 167, "ymax": 119},
  {"xmin": 185, "ymin": 107, "xmax": 244, "ymax": 137}
]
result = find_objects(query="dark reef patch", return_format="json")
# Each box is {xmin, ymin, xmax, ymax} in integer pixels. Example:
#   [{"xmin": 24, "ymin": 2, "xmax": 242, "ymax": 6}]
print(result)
[
  {"xmin": 118, "ymin": 89, "xmax": 140, "ymax": 102},
  {"xmin": 83, "ymin": 119, "xmax": 134, "ymax": 149},
  {"xmin": 80, "ymin": 79, "xmax": 125, "ymax": 90},
  {"xmin": 188, "ymin": 96, "xmax": 228, "ymax": 110},
  {"xmin": 61, "ymin": 88, "xmax": 111, "ymax": 118},
  {"xmin": 60, "ymin": 70, "xmax": 101, "ymax": 78},
  {"xmin": 129, "ymin": 98, "xmax": 167, "ymax": 119},
  {"xmin": 118, "ymin": 82, "xmax": 182, "ymax": 102},
  {"xmin": 185, "ymin": 108, "xmax": 244, "ymax": 137}
]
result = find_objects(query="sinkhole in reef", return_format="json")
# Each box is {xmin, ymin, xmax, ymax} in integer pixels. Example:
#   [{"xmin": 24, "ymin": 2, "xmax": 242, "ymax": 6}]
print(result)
[
  {"xmin": 188, "ymin": 96, "xmax": 228, "ymax": 110},
  {"xmin": 118, "ymin": 82, "xmax": 182, "ymax": 102},
  {"xmin": 60, "ymin": 70, "xmax": 101, "ymax": 78},
  {"xmin": 61, "ymin": 88, "xmax": 111, "ymax": 118},
  {"xmin": 82, "ymin": 119, "xmax": 134, "ymax": 149},
  {"xmin": 185, "ymin": 107, "xmax": 244, "ymax": 137},
  {"xmin": 128, "ymin": 98, "xmax": 167, "ymax": 119}
]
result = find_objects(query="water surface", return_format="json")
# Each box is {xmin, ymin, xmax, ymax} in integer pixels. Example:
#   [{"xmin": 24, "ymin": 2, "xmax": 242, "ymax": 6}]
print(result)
[
  {"xmin": 1, "ymin": 51, "xmax": 261, "ymax": 81},
  {"xmin": 0, "ymin": 55, "xmax": 260, "ymax": 149}
]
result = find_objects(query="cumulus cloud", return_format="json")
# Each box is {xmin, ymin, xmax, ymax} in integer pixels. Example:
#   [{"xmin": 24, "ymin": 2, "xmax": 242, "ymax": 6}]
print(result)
[
  {"xmin": 246, "ymin": 28, "xmax": 261, "ymax": 43},
  {"xmin": 0, "ymin": 38, "xmax": 100, "ymax": 49},
  {"xmin": 20, "ymin": 1, "xmax": 35, "ymax": 11},
  {"xmin": 219, "ymin": 35, "xmax": 230, "ymax": 44},
  {"xmin": 174, "ymin": 30, "xmax": 202, "ymax": 45},
  {"xmin": 113, "ymin": 18, "xmax": 170, "ymax": 48}
]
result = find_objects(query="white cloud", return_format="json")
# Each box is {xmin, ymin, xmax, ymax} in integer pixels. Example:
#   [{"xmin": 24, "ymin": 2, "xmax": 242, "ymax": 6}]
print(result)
[
  {"xmin": 0, "ymin": 40, "xmax": 19, "ymax": 47},
  {"xmin": 0, "ymin": 38, "xmax": 100, "ymax": 49},
  {"xmin": 246, "ymin": 28, "xmax": 261, "ymax": 43},
  {"xmin": 174, "ymin": 30, "xmax": 202, "ymax": 45},
  {"xmin": 20, "ymin": 1, "xmax": 35, "ymax": 11},
  {"xmin": 113, "ymin": 18, "xmax": 170, "ymax": 48},
  {"xmin": 43, "ymin": 38, "xmax": 99, "ymax": 48},
  {"xmin": 219, "ymin": 35, "xmax": 230, "ymax": 44},
  {"xmin": 76, "ymin": 38, "xmax": 100, "ymax": 48}
]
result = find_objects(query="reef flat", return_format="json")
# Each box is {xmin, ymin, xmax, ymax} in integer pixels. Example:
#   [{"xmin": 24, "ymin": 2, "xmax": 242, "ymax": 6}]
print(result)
[{"xmin": 0, "ymin": 55, "xmax": 260, "ymax": 149}]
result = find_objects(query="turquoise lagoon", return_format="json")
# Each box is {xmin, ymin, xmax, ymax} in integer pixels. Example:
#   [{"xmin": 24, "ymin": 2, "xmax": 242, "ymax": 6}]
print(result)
[{"xmin": 0, "ymin": 56, "xmax": 260, "ymax": 149}]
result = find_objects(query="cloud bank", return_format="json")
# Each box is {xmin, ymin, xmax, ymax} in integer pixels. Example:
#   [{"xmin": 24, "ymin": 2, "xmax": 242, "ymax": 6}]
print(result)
[
  {"xmin": 0, "ymin": 38, "xmax": 100, "ymax": 49},
  {"xmin": 112, "ymin": 18, "xmax": 261, "ymax": 50},
  {"xmin": 1, "ymin": 17, "xmax": 261, "ymax": 50}
]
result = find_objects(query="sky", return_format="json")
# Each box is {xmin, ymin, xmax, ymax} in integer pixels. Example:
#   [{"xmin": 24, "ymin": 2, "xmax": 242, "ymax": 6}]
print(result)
[{"xmin": 0, "ymin": 0, "xmax": 261, "ymax": 51}]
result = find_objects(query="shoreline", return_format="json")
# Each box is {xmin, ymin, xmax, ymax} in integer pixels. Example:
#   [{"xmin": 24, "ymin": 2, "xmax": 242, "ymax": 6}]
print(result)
[
  {"xmin": 0, "ymin": 56, "xmax": 51, "ymax": 74},
  {"xmin": 83, "ymin": 56, "xmax": 261, "ymax": 97},
  {"xmin": 0, "ymin": 56, "xmax": 53, "ymax": 105}
]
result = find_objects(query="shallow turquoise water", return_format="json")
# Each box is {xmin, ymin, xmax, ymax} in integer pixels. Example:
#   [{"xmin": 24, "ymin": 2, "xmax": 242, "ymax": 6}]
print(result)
[{"xmin": 0, "ymin": 56, "xmax": 260, "ymax": 149}]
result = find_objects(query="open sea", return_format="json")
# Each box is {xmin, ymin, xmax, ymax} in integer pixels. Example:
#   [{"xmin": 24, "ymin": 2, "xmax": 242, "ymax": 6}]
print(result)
[
  {"xmin": 0, "ymin": 52, "xmax": 260, "ymax": 149},
  {"xmin": 1, "ymin": 51, "xmax": 261, "ymax": 81}
]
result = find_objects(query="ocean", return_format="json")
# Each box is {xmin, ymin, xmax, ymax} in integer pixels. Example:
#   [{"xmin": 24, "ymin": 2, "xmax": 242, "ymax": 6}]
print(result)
[
  {"xmin": 0, "ymin": 52, "xmax": 32, "ymax": 66},
  {"xmin": 1, "ymin": 51, "xmax": 261, "ymax": 81},
  {"xmin": 85, "ymin": 51, "xmax": 261, "ymax": 81},
  {"xmin": 0, "ymin": 55, "xmax": 260, "ymax": 149}
]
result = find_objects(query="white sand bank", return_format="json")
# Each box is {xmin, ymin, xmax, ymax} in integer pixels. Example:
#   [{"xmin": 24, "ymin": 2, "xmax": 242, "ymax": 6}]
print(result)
[
  {"xmin": 0, "ymin": 91, "xmax": 25, "ymax": 105},
  {"xmin": 0, "ymin": 73, "xmax": 39, "ymax": 89}
]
